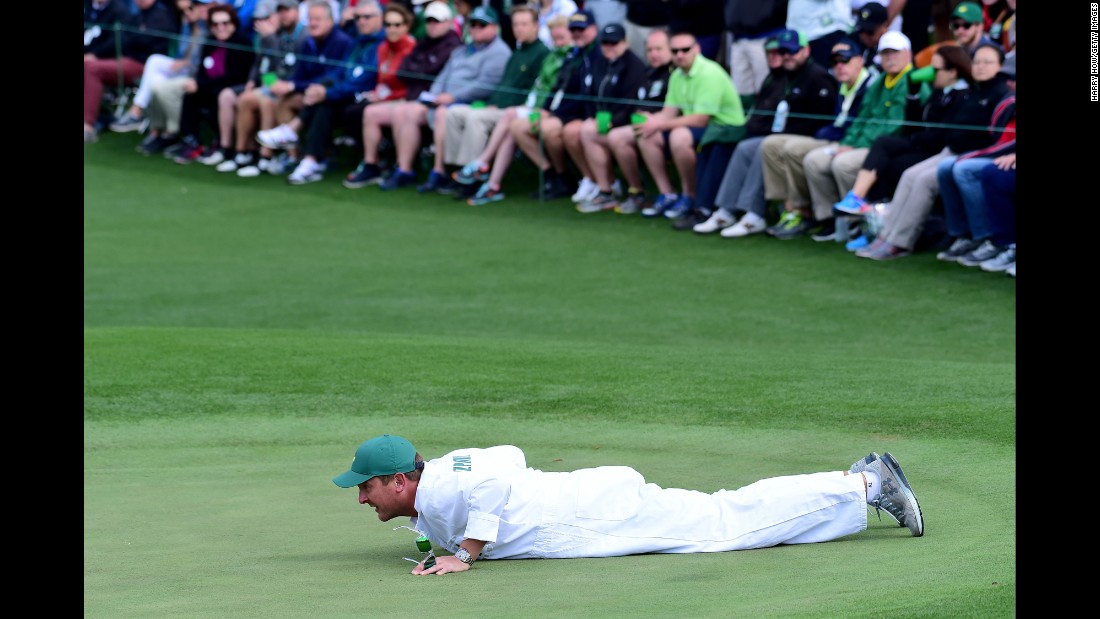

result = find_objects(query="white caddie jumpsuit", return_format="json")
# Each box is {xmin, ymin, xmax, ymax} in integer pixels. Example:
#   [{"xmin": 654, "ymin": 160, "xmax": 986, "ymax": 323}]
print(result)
[{"xmin": 409, "ymin": 445, "xmax": 868, "ymax": 560}]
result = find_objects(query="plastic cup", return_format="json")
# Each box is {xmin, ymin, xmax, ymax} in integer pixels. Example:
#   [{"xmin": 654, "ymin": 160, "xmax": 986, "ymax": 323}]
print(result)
[
  {"xmin": 529, "ymin": 111, "xmax": 541, "ymax": 134},
  {"xmin": 471, "ymin": 100, "xmax": 486, "ymax": 109},
  {"xmin": 631, "ymin": 112, "xmax": 647, "ymax": 126},
  {"xmin": 596, "ymin": 111, "xmax": 612, "ymax": 135},
  {"xmin": 261, "ymin": 72, "xmax": 277, "ymax": 87}
]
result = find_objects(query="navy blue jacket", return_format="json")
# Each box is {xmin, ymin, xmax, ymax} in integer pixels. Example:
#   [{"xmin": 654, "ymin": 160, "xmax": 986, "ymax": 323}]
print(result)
[
  {"xmin": 584, "ymin": 49, "xmax": 648, "ymax": 128},
  {"xmin": 326, "ymin": 30, "xmax": 386, "ymax": 102},
  {"xmin": 545, "ymin": 42, "xmax": 605, "ymax": 124},
  {"xmin": 290, "ymin": 27, "xmax": 356, "ymax": 92}
]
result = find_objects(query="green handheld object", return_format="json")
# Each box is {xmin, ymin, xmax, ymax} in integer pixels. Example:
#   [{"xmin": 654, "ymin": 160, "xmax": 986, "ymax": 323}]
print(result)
[{"xmin": 415, "ymin": 535, "xmax": 432, "ymax": 553}]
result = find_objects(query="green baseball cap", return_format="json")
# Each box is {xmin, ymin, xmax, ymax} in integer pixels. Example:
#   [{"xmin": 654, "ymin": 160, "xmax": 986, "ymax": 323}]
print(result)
[
  {"xmin": 951, "ymin": 2, "xmax": 983, "ymax": 25},
  {"xmin": 332, "ymin": 435, "xmax": 417, "ymax": 488}
]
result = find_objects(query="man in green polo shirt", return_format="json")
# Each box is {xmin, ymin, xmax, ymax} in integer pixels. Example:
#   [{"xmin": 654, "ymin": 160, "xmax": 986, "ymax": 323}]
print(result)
[
  {"xmin": 634, "ymin": 30, "xmax": 747, "ymax": 225},
  {"xmin": 432, "ymin": 4, "xmax": 551, "ymax": 195}
]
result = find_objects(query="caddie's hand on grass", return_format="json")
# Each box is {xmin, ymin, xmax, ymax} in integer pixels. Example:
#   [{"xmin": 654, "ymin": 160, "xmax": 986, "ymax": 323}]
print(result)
[{"xmin": 411, "ymin": 555, "xmax": 471, "ymax": 576}]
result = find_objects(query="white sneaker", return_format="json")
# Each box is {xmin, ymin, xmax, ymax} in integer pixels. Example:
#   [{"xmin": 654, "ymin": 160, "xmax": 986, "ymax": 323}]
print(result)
[
  {"xmin": 237, "ymin": 160, "xmax": 268, "ymax": 178},
  {"xmin": 571, "ymin": 177, "xmax": 598, "ymax": 203},
  {"xmin": 692, "ymin": 208, "xmax": 736, "ymax": 234},
  {"xmin": 198, "ymin": 149, "xmax": 226, "ymax": 166},
  {"xmin": 720, "ymin": 211, "xmax": 768, "ymax": 238},
  {"xmin": 256, "ymin": 124, "xmax": 298, "ymax": 150},
  {"xmin": 287, "ymin": 158, "xmax": 324, "ymax": 185},
  {"xmin": 217, "ymin": 153, "xmax": 252, "ymax": 173}
]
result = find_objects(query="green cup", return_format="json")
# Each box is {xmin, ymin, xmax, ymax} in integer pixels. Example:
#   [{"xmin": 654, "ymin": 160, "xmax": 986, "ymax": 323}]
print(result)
[
  {"xmin": 261, "ymin": 72, "xmax": 277, "ymax": 87},
  {"xmin": 631, "ymin": 112, "xmax": 647, "ymax": 126},
  {"xmin": 596, "ymin": 110, "xmax": 612, "ymax": 135},
  {"xmin": 471, "ymin": 100, "xmax": 486, "ymax": 109},
  {"xmin": 529, "ymin": 110, "xmax": 541, "ymax": 134}
]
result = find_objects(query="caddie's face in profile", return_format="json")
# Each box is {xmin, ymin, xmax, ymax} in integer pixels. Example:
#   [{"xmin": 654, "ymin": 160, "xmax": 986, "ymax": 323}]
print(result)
[{"xmin": 357, "ymin": 476, "xmax": 403, "ymax": 521}]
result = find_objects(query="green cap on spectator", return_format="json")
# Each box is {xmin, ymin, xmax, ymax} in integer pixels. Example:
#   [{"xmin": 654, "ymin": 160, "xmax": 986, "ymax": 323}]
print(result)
[{"xmin": 951, "ymin": 2, "xmax": 983, "ymax": 24}]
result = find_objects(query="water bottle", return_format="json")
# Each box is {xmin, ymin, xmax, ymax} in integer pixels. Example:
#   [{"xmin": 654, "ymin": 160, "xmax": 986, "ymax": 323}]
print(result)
[{"xmin": 771, "ymin": 100, "xmax": 789, "ymax": 133}]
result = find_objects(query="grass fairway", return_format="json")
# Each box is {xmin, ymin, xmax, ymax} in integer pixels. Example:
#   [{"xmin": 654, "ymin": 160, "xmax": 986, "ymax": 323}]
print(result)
[{"xmin": 85, "ymin": 134, "xmax": 1015, "ymax": 618}]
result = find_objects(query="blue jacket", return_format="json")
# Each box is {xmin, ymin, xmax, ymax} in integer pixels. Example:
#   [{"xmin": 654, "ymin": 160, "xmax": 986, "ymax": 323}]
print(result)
[
  {"xmin": 429, "ymin": 37, "xmax": 513, "ymax": 103},
  {"xmin": 290, "ymin": 27, "xmax": 355, "ymax": 92},
  {"xmin": 326, "ymin": 31, "xmax": 386, "ymax": 102}
]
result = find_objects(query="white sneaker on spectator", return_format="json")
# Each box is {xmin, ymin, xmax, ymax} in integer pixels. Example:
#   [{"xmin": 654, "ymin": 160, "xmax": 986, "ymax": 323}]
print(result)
[
  {"xmin": 571, "ymin": 177, "xmax": 598, "ymax": 203},
  {"xmin": 198, "ymin": 149, "xmax": 226, "ymax": 166},
  {"xmin": 256, "ymin": 124, "xmax": 298, "ymax": 150},
  {"xmin": 693, "ymin": 208, "xmax": 736, "ymax": 234},
  {"xmin": 288, "ymin": 158, "xmax": 325, "ymax": 185},
  {"xmin": 720, "ymin": 211, "xmax": 768, "ymax": 238},
  {"xmin": 237, "ymin": 159, "xmax": 271, "ymax": 178},
  {"xmin": 217, "ymin": 152, "xmax": 253, "ymax": 173}
]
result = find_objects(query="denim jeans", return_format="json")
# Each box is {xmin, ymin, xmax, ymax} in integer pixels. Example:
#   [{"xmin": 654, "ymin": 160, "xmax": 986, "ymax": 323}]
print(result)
[{"xmin": 937, "ymin": 155, "xmax": 993, "ymax": 240}]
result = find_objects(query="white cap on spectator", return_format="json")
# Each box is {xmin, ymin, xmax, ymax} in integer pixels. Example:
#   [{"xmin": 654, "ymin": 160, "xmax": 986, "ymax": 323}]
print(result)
[
  {"xmin": 877, "ymin": 31, "xmax": 911, "ymax": 52},
  {"xmin": 423, "ymin": 1, "xmax": 452, "ymax": 21}
]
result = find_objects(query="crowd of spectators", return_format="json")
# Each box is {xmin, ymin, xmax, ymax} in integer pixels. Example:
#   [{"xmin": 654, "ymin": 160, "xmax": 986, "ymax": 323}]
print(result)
[{"xmin": 86, "ymin": 0, "xmax": 1016, "ymax": 278}]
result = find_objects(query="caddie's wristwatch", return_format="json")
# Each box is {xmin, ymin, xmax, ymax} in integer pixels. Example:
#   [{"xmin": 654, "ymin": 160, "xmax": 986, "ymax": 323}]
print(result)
[{"xmin": 454, "ymin": 548, "xmax": 475, "ymax": 565}]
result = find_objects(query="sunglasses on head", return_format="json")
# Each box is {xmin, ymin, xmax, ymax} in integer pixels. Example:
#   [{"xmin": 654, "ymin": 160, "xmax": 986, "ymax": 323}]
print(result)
[{"xmin": 951, "ymin": 21, "xmax": 975, "ymax": 30}]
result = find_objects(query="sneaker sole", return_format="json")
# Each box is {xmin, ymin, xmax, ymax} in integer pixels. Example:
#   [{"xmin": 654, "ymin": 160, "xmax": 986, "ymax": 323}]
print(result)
[
  {"xmin": 468, "ymin": 196, "xmax": 504, "ymax": 206},
  {"xmin": 343, "ymin": 177, "xmax": 383, "ymax": 189},
  {"xmin": 256, "ymin": 137, "xmax": 296, "ymax": 151}
]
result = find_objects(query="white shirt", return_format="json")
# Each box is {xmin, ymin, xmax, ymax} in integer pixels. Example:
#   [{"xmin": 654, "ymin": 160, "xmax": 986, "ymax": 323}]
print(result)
[{"xmin": 408, "ymin": 445, "xmax": 869, "ymax": 560}]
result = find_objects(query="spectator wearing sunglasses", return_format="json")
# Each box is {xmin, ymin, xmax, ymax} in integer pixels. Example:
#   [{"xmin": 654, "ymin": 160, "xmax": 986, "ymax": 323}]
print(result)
[
  {"xmin": 760, "ymin": 37, "xmax": 874, "ymax": 241},
  {"xmin": 913, "ymin": 2, "xmax": 1000, "ymax": 68},
  {"xmin": 206, "ymin": 0, "xmax": 305, "ymax": 173},
  {"xmin": 632, "ymin": 30, "xmax": 747, "ymax": 227},
  {"xmin": 799, "ymin": 31, "xmax": 930, "ymax": 241},
  {"xmin": 269, "ymin": 0, "xmax": 387, "ymax": 184},
  {"xmin": 343, "ymin": 2, "xmax": 462, "ymax": 189},
  {"xmin": 170, "ymin": 4, "xmax": 257, "ymax": 163}
]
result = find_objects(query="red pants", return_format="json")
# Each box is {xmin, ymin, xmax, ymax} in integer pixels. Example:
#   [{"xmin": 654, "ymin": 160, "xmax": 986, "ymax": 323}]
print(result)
[{"xmin": 84, "ymin": 57, "xmax": 144, "ymax": 125}]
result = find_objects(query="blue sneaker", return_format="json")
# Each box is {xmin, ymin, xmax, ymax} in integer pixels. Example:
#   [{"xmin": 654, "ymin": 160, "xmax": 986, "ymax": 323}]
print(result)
[
  {"xmin": 846, "ymin": 234, "xmax": 870, "ymax": 252},
  {"xmin": 380, "ymin": 169, "xmax": 417, "ymax": 191},
  {"xmin": 343, "ymin": 162, "xmax": 383, "ymax": 188},
  {"xmin": 663, "ymin": 195, "xmax": 695, "ymax": 220},
  {"xmin": 467, "ymin": 182, "xmax": 505, "ymax": 205},
  {"xmin": 834, "ymin": 190, "xmax": 870, "ymax": 215},
  {"xmin": 641, "ymin": 193, "xmax": 678, "ymax": 218},
  {"xmin": 417, "ymin": 170, "xmax": 447, "ymax": 193}
]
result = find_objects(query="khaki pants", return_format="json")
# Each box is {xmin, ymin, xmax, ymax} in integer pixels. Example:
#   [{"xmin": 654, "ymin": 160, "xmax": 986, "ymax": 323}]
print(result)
[
  {"xmin": 804, "ymin": 146, "xmax": 868, "ymax": 221},
  {"xmin": 761, "ymin": 134, "xmax": 830, "ymax": 210},
  {"xmin": 147, "ymin": 76, "xmax": 190, "ymax": 135},
  {"xmin": 443, "ymin": 105, "xmax": 508, "ymax": 167}
]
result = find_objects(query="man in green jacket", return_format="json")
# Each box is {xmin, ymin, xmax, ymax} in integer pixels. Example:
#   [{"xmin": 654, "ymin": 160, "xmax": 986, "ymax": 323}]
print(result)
[
  {"xmin": 801, "ymin": 31, "xmax": 931, "ymax": 238},
  {"xmin": 432, "ymin": 4, "xmax": 550, "ymax": 195},
  {"xmin": 455, "ymin": 14, "xmax": 574, "ymax": 205}
]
